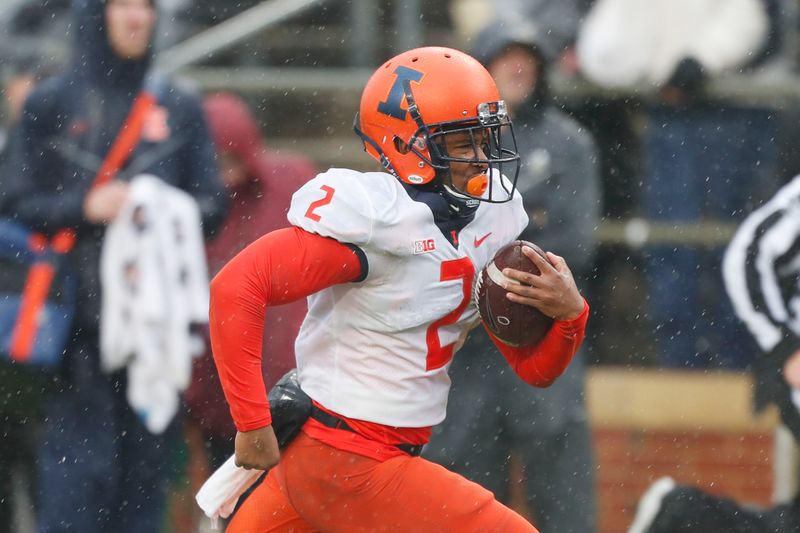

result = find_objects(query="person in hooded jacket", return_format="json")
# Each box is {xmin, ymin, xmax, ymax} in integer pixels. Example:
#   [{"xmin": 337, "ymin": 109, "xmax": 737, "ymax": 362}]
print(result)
[
  {"xmin": 184, "ymin": 92, "xmax": 314, "ymax": 474},
  {"xmin": 0, "ymin": 0, "xmax": 226, "ymax": 531},
  {"xmin": 0, "ymin": 52, "xmax": 51, "ymax": 533},
  {"xmin": 578, "ymin": 0, "xmax": 780, "ymax": 369},
  {"xmin": 423, "ymin": 20, "xmax": 601, "ymax": 533}
]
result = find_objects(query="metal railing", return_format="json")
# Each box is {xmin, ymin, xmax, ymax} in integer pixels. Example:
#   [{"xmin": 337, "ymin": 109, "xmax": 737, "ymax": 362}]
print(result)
[
  {"xmin": 595, "ymin": 219, "xmax": 738, "ymax": 248},
  {"xmin": 156, "ymin": 0, "xmax": 326, "ymax": 74},
  {"xmin": 177, "ymin": 66, "xmax": 372, "ymax": 92},
  {"xmin": 157, "ymin": 0, "xmax": 430, "ymax": 73},
  {"xmin": 176, "ymin": 65, "xmax": 800, "ymax": 108}
]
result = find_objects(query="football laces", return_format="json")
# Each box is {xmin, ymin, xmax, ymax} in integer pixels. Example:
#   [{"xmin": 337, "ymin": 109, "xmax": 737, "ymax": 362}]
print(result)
[{"xmin": 473, "ymin": 269, "xmax": 484, "ymax": 311}]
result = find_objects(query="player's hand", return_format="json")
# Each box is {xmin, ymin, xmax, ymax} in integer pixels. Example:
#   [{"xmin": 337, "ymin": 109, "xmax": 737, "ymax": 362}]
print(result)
[
  {"xmin": 234, "ymin": 425, "xmax": 281, "ymax": 471},
  {"xmin": 83, "ymin": 180, "xmax": 130, "ymax": 224},
  {"xmin": 783, "ymin": 349, "xmax": 800, "ymax": 389},
  {"xmin": 502, "ymin": 248, "xmax": 585, "ymax": 321}
]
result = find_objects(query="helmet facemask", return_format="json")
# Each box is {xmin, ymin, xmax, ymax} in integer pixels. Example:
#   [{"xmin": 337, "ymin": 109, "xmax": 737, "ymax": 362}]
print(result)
[{"xmin": 402, "ymin": 93, "xmax": 521, "ymax": 214}]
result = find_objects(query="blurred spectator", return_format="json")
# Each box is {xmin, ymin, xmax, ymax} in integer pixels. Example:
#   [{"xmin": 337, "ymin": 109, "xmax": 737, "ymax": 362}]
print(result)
[
  {"xmin": 578, "ymin": 0, "xmax": 781, "ymax": 368},
  {"xmin": 0, "ymin": 57, "xmax": 38, "ymax": 157},
  {"xmin": 491, "ymin": 0, "xmax": 581, "ymax": 57},
  {"xmin": 578, "ymin": 0, "xmax": 771, "ymax": 89},
  {"xmin": 185, "ymin": 92, "xmax": 315, "ymax": 471},
  {"xmin": 628, "ymin": 174, "xmax": 800, "ymax": 532},
  {"xmin": 0, "ymin": 0, "xmax": 226, "ymax": 531},
  {"xmin": 166, "ymin": 93, "xmax": 315, "ymax": 533},
  {"xmin": 0, "ymin": 54, "xmax": 48, "ymax": 533},
  {"xmin": 449, "ymin": 0, "xmax": 585, "ymax": 73},
  {"xmin": 425, "ymin": 21, "xmax": 601, "ymax": 533},
  {"xmin": 0, "ymin": 50, "xmax": 66, "ymax": 155}
]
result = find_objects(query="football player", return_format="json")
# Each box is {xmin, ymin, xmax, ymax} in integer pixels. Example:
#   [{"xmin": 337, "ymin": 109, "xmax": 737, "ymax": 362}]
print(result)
[{"xmin": 210, "ymin": 46, "xmax": 589, "ymax": 532}]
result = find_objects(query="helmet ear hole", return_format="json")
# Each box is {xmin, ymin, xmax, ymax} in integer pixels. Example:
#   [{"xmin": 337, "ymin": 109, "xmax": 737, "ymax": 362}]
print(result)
[{"xmin": 393, "ymin": 136, "xmax": 411, "ymax": 154}]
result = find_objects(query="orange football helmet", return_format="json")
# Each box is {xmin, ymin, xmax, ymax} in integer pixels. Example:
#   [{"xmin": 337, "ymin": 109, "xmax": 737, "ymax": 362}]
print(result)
[{"xmin": 354, "ymin": 46, "xmax": 520, "ymax": 207}]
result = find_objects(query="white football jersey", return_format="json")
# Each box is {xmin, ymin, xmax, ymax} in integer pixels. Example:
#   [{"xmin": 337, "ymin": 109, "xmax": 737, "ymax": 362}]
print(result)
[{"xmin": 287, "ymin": 168, "xmax": 528, "ymax": 427}]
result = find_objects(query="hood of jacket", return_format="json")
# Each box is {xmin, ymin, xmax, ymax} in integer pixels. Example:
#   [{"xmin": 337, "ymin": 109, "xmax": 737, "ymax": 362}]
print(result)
[
  {"xmin": 203, "ymin": 92, "xmax": 265, "ymax": 182},
  {"xmin": 71, "ymin": 0, "xmax": 154, "ymax": 88},
  {"xmin": 469, "ymin": 20, "xmax": 550, "ymax": 122}
]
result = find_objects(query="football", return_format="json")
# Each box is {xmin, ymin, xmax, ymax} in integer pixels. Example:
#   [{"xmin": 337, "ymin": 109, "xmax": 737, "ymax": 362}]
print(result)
[{"xmin": 475, "ymin": 240, "xmax": 554, "ymax": 347}]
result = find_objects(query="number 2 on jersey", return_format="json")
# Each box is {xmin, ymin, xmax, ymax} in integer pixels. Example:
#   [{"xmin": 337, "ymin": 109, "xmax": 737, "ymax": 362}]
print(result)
[
  {"xmin": 426, "ymin": 257, "xmax": 474, "ymax": 371},
  {"xmin": 304, "ymin": 185, "xmax": 336, "ymax": 222}
]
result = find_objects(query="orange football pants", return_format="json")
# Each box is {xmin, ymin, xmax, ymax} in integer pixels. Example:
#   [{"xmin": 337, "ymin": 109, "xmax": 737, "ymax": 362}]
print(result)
[{"xmin": 226, "ymin": 432, "xmax": 538, "ymax": 532}]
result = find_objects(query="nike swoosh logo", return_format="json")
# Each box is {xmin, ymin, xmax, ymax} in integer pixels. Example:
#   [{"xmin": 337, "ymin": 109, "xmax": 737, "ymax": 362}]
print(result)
[{"xmin": 474, "ymin": 232, "xmax": 492, "ymax": 248}]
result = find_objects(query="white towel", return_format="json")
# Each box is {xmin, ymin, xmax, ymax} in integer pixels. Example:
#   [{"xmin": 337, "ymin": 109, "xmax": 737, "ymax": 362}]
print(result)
[
  {"xmin": 100, "ymin": 174, "xmax": 210, "ymax": 434},
  {"xmin": 196, "ymin": 454, "xmax": 263, "ymax": 529}
]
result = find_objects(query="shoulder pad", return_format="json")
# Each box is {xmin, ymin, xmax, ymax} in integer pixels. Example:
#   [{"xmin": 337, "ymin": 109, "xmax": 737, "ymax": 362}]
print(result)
[{"xmin": 287, "ymin": 168, "xmax": 400, "ymax": 246}]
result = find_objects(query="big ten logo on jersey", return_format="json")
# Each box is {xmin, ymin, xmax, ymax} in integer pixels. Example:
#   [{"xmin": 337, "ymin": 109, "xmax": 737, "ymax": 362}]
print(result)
[{"xmin": 414, "ymin": 238, "xmax": 436, "ymax": 254}]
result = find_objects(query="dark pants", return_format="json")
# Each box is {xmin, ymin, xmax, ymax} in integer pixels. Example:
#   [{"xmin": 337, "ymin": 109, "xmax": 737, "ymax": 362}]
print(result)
[
  {"xmin": 641, "ymin": 105, "xmax": 777, "ymax": 369},
  {"xmin": 650, "ymin": 486, "xmax": 800, "ymax": 533},
  {"xmin": 0, "ymin": 362, "xmax": 48, "ymax": 531},
  {"xmin": 424, "ymin": 329, "xmax": 596, "ymax": 533},
  {"xmin": 36, "ymin": 336, "xmax": 179, "ymax": 533},
  {"xmin": 0, "ymin": 417, "xmax": 37, "ymax": 532}
]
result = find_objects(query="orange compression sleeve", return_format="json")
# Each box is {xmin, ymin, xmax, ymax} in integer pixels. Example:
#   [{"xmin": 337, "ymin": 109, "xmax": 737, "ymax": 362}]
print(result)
[
  {"xmin": 209, "ymin": 227, "xmax": 365, "ymax": 432},
  {"xmin": 486, "ymin": 299, "xmax": 589, "ymax": 387}
]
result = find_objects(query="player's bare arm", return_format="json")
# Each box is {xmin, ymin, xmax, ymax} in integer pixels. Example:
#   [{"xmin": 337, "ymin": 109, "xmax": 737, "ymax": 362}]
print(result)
[
  {"xmin": 502, "ymin": 246, "xmax": 584, "ymax": 320},
  {"xmin": 235, "ymin": 425, "xmax": 280, "ymax": 471}
]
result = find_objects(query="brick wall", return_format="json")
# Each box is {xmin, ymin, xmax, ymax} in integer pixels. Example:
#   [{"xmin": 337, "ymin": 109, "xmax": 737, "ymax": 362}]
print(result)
[
  {"xmin": 594, "ymin": 428, "xmax": 775, "ymax": 533},
  {"xmin": 586, "ymin": 369, "xmax": 781, "ymax": 533},
  {"xmin": 502, "ymin": 370, "xmax": 783, "ymax": 532}
]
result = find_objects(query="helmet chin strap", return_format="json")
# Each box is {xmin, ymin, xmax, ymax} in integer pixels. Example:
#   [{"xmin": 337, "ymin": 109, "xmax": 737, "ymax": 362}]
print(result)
[{"xmin": 441, "ymin": 182, "xmax": 481, "ymax": 218}]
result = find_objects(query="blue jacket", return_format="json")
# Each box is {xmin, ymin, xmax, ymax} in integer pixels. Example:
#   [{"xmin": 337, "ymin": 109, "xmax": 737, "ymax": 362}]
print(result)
[{"xmin": 0, "ymin": 0, "xmax": 226, "ymax": 332}]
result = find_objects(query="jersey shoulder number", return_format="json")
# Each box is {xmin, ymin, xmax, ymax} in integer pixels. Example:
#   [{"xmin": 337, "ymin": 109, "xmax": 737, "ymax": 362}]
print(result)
[{"xmin": 288, "ymin": 169, "xmax": 401, "ymax": 247}]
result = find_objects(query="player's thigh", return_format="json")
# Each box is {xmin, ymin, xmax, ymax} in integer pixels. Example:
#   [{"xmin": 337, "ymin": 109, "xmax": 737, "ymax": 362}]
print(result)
[
  {"xmin": 281, "ymin": 434, "xmax": 536, "ymax": 532},
  {"xmin": 227, "ymin": 468, "xmax": 316, "ymax": 533},
  {"xmin": 363, "ymin": 456, "xmax": 537, "ymax": 533}
]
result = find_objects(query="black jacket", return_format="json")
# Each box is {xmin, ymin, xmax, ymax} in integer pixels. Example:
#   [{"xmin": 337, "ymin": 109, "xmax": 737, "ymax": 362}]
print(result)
[{"xmin": 0, "ymin": 0, "xmax": 226, "ymax": 332}]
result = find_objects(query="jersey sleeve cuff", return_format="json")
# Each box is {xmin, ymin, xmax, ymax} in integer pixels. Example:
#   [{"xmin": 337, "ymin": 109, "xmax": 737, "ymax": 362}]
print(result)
[
  {"xmin": 554, "ymin": 299, "xmax": 589, "ymax": 335},
  {"xmin": 344, "ymin": 243, "xmax": 369, "ymax": 282},
  {"xmin": 234, "ymin": 413, "xmax": 273, "ymax": 433}
]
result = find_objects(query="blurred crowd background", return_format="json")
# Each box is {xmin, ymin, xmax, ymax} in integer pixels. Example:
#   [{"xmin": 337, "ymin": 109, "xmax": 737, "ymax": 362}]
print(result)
[
  {"xmin": 2, "ymin": 0, "xmax": 800, "ymax": 369},
  {"xmin": 2, "ymin": 0, "xmax": 800, "ymax": 532}
]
